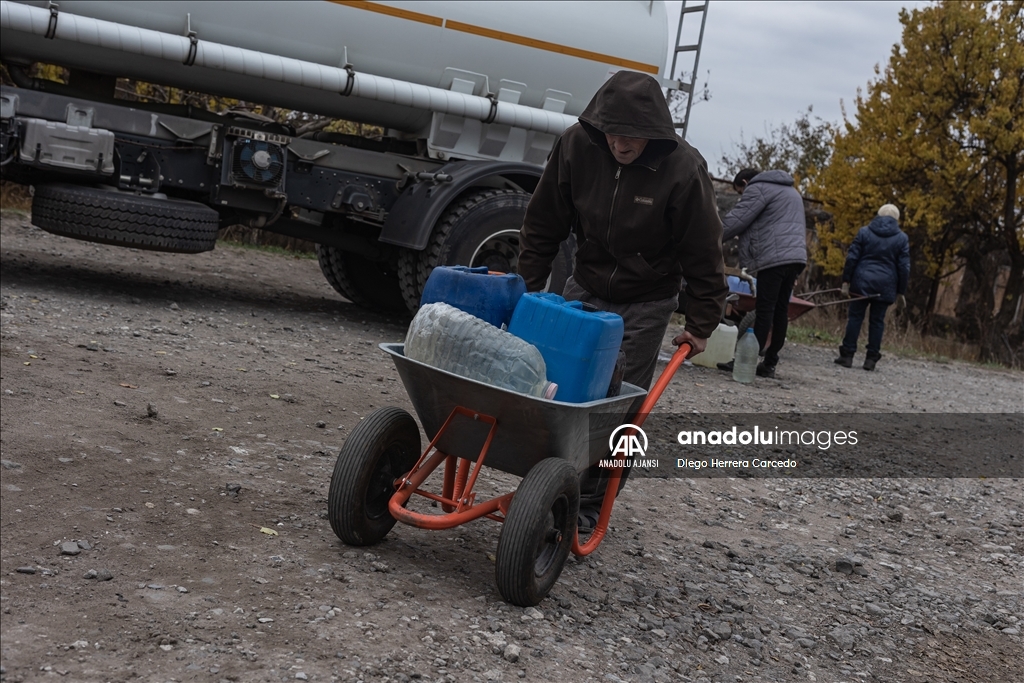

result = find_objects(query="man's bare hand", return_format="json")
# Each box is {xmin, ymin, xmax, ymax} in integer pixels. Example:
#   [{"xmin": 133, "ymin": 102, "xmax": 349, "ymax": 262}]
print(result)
[{"xmin": 671, "ymin": 330, "xmax": 707, "ymax": 358}]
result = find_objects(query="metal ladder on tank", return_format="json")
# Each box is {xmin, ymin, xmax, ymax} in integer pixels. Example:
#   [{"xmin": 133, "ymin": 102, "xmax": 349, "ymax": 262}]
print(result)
[{"xmin": 667, "ymin": 0, "xmax": 710, "ymax": 140}]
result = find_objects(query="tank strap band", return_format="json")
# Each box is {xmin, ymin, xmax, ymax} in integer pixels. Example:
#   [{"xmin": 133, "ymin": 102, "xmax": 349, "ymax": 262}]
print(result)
[
  {"xmin": 44, "ymin": 1, "xmax": 58, "ymax": 39},
  {"xmin": 340, "ymin": 64, "xmax": 356, "ymax": 97},
  {"xmin": 184, "ymin": 31, "xmax": 199, "ymax": 66},
  {"xmin": 483, "ymin": 93, "xmax": 498, "ymax": 125}
]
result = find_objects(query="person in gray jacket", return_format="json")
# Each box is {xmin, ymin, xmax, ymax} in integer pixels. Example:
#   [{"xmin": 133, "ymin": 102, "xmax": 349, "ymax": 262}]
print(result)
[{"xmin": 718, "ymin": 169, "xmax": 807, "ymax": 378}]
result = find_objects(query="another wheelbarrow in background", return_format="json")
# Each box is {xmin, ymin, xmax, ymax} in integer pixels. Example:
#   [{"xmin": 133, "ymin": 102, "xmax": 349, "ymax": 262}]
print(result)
[
  {"xmin": 713, "ymin": 270, "xmax": 876, "ymax": 348},
  {"xmin": 326, "ymin": 341, "xmax": 691, "ymax": 606}
]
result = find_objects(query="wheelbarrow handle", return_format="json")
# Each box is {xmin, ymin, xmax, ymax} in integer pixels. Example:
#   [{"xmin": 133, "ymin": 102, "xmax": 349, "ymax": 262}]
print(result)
[
  {"xmin": 798, "ymin": 288, "xmax": 843, "ymax": 299},
  {"xmin": 571, "ymin": 342, "xmax": 692, "ymax": 557},
  {"xmin": 634, "ymin": 342, "xmax": 692, "ymax": 428},
  {"xmin": 813, "ymin": 293, "xmax": 880, "ymax": 308}
]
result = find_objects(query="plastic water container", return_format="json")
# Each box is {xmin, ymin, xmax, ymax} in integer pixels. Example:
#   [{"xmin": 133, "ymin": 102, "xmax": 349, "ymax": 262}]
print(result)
[
  {"xmin": 420, "ymin": 265, "xmax": 527, "ymax": 328},
  {"xmin": 727, "ymin": 275, "xmax": 753, "ymax": 295},
  {"xmin": 732, "ymin": 328, "xmax": 759, "ymax": 384},
  {"xmin": 691, "ymin": 323, "xmax": 738, "ymax": 369},
  {"xmin": 507, "ymin": 292, "xmax": 624, "ymax": 403},
  {"xmin": 405, "ymin": 302, "xmax": 557, "ymax": 399}
]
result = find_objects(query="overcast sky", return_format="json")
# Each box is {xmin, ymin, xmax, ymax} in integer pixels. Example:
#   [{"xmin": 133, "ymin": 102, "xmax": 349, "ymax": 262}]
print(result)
[{"xmin": 672, "ymin": 0, "xmax": 927, "ymax": 178}]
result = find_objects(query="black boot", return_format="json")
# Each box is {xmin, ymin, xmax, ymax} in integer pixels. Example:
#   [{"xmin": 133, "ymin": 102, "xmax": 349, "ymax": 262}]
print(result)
[
  {"xmin": 863, "ymin": 351, "xmax": 881, "ymax": 371},
  {"xmin": 834, "ymin": 347, "xmax": 854, "ymax": 368},
  {"xmin": 717, "ymin": 359, "xmax": 734, "ymax": 372},
  {"xmin": 756, "ymin": 361, "xmax": 776, "ymax": 378}
]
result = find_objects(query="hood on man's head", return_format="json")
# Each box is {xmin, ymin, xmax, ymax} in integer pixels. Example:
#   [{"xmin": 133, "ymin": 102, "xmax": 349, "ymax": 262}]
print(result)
[{"xmin": 578, "ymin": 70, "xmax": 679, "ymax": 163}]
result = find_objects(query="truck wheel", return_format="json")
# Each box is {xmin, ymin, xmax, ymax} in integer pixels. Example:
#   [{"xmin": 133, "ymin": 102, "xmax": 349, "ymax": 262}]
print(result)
[
  {"xmin": 317, "ymin": 244, "xmax": 360, "ymax": 303},
  {"xmin": 495, "ymin": 457, "xmax": 579, "ymax": 606},
  {"xmin": 317, "ymin": 245, "xmax": 407, "ymax": 313},
  {"xmin": 328, "ymin": 407, "xmax": 421, "ymax": 546},
  {"xmin": 31, "ymin": 184, "xmax": 219, "ymax": 253},
  {"xmin": 398, "ymin": 189, "xmax": 574, "ymax": 312}
]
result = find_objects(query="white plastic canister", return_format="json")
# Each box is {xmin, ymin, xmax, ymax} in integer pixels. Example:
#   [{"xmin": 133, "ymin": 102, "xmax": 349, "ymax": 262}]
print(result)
[{"xmin": 690, "ymin": 323, "xmax": 738, "ymax": 369}]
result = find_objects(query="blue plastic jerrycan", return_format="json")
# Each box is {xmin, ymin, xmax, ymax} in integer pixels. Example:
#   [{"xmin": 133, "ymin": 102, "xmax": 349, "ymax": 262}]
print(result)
[
  {"xmin": 420, "ymin": 265, "xmax": 527, "ymax": 328},
  {"xmin": 508, "ymin": 292, "xmax": 624, "ymax": 403},
  {"xmin": 727, "ymin": 275, "xmax": 753, "ymax": 295}
]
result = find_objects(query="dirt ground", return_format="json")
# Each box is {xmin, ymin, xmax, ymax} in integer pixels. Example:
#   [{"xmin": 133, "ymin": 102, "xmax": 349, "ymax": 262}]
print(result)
[{"xmin": 1, "ymin": 210, "xmax": 1021, "ymax": 683}]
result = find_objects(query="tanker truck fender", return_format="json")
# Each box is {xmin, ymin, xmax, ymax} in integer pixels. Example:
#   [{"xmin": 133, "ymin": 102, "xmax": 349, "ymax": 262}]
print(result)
[
  {"xmin": 383, "ymin": 160, "xmax": 575, "ymax": 313},
  {"xmin": 377, "ymin": 160, "xmax": 541, "ymax": 251}
]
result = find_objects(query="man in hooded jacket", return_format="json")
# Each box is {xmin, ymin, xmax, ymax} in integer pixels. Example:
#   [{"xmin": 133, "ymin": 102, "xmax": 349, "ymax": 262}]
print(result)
[
  {"xmin": 518, "ymin": 70, "xmax": 727, "ymax": 529},
  {"xmin": 519, "ymin": 70, "xmax": 727, "ymax": 388}
]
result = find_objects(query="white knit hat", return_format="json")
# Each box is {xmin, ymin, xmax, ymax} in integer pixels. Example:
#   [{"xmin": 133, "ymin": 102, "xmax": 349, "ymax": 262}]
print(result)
[{"xmin": 878, "ymin": 204, "xmax": 900, "ymax": 220}]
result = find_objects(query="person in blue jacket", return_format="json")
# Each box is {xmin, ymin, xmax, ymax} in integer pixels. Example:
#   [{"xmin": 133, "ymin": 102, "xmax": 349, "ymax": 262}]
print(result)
[{"xmin": 835, "ymin": 204, "xmax": 911, "ymax": 370}]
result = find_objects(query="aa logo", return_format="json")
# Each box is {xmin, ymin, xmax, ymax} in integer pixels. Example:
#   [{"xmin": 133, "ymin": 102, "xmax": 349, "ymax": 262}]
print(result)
[{"xmin": 609, "ymin": 424, "xmax": 648, "ymax": 458}]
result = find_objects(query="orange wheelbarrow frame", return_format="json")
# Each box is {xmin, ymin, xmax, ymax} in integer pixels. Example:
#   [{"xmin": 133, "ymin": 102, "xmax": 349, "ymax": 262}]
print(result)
[{"xmin": 386, "ymin": 343, "xmax": 693, "ymax": 556}]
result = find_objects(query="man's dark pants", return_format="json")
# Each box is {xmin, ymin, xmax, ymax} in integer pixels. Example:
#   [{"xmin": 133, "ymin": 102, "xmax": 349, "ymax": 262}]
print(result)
[
  {"xmin": 753, "ymin": 263, "xmax": 805, "ymax": 367},
  {"xmin": 841, "ymin": 297, "xmax": 889, "ymax": 356}
]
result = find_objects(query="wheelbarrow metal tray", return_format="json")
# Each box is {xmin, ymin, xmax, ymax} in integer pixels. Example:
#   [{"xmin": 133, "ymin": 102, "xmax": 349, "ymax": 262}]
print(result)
[
  {"xmin": 381, "ymin": 343, "xmax": 646, "ymax": 478},
  {"xmin": 731, "ymin": 292, "xmax": 816, "ymax": 321}
]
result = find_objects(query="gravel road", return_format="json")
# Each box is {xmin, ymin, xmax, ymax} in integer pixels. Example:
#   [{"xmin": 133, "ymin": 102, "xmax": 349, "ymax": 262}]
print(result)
[{"xmin": 1, "ymin": 211, "xmax": 1021, "ymax": 683}]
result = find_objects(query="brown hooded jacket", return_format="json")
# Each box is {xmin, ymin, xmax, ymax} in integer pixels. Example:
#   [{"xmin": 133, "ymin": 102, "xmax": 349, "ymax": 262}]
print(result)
[{"xmin": 518, "ymin": 71, "xmax": 727, "ymax": 338}]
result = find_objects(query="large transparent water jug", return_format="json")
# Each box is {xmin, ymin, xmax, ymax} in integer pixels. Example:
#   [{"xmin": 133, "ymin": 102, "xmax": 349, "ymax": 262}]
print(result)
[
  {"xmin": 691, "ymin": 322, "xmax": 739, "ymax": 369},
  {"xmin": 732, "ymin": 328, "xmax": 759, "ymax": 384},
  {"xmin": 405, "ymin": 302, "xmax": 557, "ymax": 399}
]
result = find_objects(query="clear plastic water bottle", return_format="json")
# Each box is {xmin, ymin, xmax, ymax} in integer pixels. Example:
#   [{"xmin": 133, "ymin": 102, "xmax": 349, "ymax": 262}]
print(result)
[
  {"xmin": 732, "ymin": 328, "xmax": 758, "ymax": 384},
  {"xmin": 405, "ymin": 303, "xmax": 558, "ymax": 399}
]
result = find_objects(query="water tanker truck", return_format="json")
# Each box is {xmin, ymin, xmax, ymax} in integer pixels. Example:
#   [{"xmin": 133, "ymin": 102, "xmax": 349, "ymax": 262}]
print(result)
[{"xmin": 0, "ymin": 0, "xmax": 703, "ymax": 312}]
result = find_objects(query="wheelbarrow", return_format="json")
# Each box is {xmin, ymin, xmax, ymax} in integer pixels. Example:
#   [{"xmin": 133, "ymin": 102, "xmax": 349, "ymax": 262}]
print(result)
[
  {"xmin": 720, "ymin": 268, "xmax": 876, "ymax": 346},
  {"xmin": 326, "ymin": 341, "xmax": 693, "ymax": 606},
  {"xmin": 724, "ymin": 291, "xmax": 817, "ymax": 332}
]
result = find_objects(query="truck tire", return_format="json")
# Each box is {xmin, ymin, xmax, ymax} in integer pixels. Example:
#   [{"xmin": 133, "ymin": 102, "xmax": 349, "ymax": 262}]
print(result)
[
  {"xmin": 397, "ymin": 189, "xmax": 574, "ymax": 312},
  {"xmin": 317, "ymin": 244, "xmax": 360, "ymax": 304},
  {"xmin": 317, "ymin": 244, "xmax": 408, "ymax": 313},
  {"xmin": 31, "ymin": 184, "xmax": 219, "ymax": 253}
]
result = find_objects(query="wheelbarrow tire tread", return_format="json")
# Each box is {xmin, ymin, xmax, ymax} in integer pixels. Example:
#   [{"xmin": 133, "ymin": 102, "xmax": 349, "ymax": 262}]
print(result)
[
  {"xmin": 328, "ymin": 406, "xmax": 421, "ymax": 546},
  {"xmin": 495, "ymin": 458, "xmax": 579, "ymax": 606}
]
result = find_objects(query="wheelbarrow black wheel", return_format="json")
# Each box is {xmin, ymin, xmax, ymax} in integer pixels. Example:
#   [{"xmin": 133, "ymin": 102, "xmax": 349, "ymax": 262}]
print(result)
[
  {"xmin": 495, "ymin": 458, "xmax": 579, "ymax": 606},
  {"xmin": 328, "ymin": 407, "xmax": 421, "ymax": 546}
]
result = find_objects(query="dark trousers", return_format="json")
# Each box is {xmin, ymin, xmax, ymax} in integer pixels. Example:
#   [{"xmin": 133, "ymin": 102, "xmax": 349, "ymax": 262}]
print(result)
[
  {"xmin": 842, "ymin": 298, "xmax": 889, "ymax": 356},
  {"xmin": 754, "ymin": 263, "xmax": 805, "ymax": 367}
]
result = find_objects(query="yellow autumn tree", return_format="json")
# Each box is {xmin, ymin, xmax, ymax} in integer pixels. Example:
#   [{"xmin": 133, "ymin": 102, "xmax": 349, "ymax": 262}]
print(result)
[{"xmin": 811, "ymin": 1, "xmax": 1024, "ymax": 366}]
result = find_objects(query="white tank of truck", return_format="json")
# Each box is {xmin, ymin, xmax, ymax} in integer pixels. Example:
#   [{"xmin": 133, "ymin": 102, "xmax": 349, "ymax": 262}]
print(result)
[
  {"xmin": 0, "ymin": 1, "xmax": 707, "ymax": 315},
  {"xmin": 1, "ymin": 1, "xmax": 670, "ymax": 139}
]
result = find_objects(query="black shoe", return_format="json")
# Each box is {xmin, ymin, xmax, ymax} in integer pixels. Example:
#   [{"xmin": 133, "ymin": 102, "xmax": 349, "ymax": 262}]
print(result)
[
  {"xmin": 717, "ymin": 360, "xmax": 734, "ymax": 372},
  {"xmin": 756, "ymin": 362, "xmax": 776, "ymax": 378},
  {"xmin": 834, "ymin": 347, "xmax": 854, "ymax": 368},
  {"xmin": 577, "ymin": 506, "xmax": 601, "ymax": 534},
  {"xmin": 863, "ymin": 353, "xmax": 881, "ymax": 371}
]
